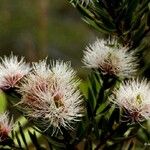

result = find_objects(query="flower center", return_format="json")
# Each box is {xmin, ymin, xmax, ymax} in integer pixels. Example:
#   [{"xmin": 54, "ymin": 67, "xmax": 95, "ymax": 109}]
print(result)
[
  {"xmin": 53, "ymin": 93, "xmax": 64, "ymax": 108},
  {"xmin": 3, "ymin": 73, "xmax": 23, "ymax": 89},
  {"xmin": 100, "ymin": 53, "xmax": 120, "ymax": 75},
  {"xmin": 136, "ymin": 94, "xmax": 142, "ymax": 105}
]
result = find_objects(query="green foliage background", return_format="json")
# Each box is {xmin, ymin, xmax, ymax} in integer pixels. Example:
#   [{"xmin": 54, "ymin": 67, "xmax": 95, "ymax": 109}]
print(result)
[{"xmin": 0, "ymin": 0, "xmax": 96, "ymax": 67}]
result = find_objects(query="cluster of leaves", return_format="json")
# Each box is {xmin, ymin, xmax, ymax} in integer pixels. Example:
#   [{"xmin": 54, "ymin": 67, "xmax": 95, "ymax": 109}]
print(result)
[{"xmin": 70, "ymin": 0, "xmax": 150, "ymax": 47}]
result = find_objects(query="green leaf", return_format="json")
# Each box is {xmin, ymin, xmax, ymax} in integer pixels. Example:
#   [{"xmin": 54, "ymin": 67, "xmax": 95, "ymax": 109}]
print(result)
[
  {"xmin": 46, "ymin": 137, "xmax": 66, "ymax": 149},
  {"xmin": 96, "ymin": 101, "xmax": 110, "ymax": 115},
  {"xmin": 28, "ymin": 131, "xmax": 43, "ymax": 150},
  {"xmin": 132, "ymin": 24, "xmax": 146, "ymax": 46},
  {"xmin": 83, "ymin": 17, "xmax": 111, "ymax": 34},
  {"xmin": 15, "ymin": 131, "xmax": 23, "ymax": 149},
  {"xmin": 86, "ymin": 71, "xmax": 103, "ymax": 117},
  {"xmin": 125, "ymin": 0, "xmax": 140, "ymax": 22},
  {"xmin": 90, "ymin": 4, "xmax": 116, "ymax": 30},
  {"xmin": 93, "ymin": 118, "xmax": 100, "ymax": 138},
  {"xmin": 18, "ymin": 122, "xmax": 28, "ymax": 149},
  {"xmin": 77, "ymin": 4, "xmax": 116, "ymax": 33},
  {"xmin": 108, "ymin": 108, "xmax": 120, "ymax": 131},
  {"xmin": 87, "ymin": 86, "xmax": 96, "ymax": 112}
]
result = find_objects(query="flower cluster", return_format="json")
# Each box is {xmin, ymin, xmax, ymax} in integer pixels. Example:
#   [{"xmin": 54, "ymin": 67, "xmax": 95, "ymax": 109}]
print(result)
[
  {"xmin": 82, "ymin": 39, "xmax": 138, "ymax": 78},
  {"xmin": 111, "ymin": 79, "xmax": 150, "ymax": 122},
  {"xmin": 0, "ymin": 54, "xmax": 30, "ymax": 90},
  {"xmin": 18, "ymin": 60, "xmax": 84, "ymax": 133},
  {"xmin": 82, "ymin": 38, "xmax": 150, "ymax": 124},
  {"xmin": 0, "ymin": 112, "xmax": 13, "ymax": 141}
]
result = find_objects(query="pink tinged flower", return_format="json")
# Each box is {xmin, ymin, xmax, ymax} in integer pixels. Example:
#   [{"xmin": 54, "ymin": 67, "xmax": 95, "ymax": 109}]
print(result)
[
  {"xmin": 0, "ymin": 112, "xmax": 13, "ymax": 141},
  {"xmin": 18, "ymin": 60, "xmax": 84, "ymax": 134},
  {"xmin": 0, "ymin": 53, "xmax": 30, "ymax": 90},
  {"xmin": 111, "ymin": 79, "xmax": 150, "ymax": 123},
  {"xmin": 82, "ymin": 39, "xmax": 138, "ymax": 78}
]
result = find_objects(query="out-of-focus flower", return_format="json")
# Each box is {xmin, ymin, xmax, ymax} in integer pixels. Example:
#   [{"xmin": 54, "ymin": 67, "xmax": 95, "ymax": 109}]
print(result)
[
  {"xmin": 0, "ymin": 54, "xmax": 30, "ymax": 90},
  {"xmin": 82, "ymin": 39, "xmax": 138, "ymax": 78},
  {"xmin": 18, "ymin": 60, "xmax": 84, "ymax": 134},
  {"xmin": 111, "ymin": 78, "xmax": 150, "ymax": 123},
  {"xmin": 0, "ymin": 112, "xmax": 13, "ymax": 141}
]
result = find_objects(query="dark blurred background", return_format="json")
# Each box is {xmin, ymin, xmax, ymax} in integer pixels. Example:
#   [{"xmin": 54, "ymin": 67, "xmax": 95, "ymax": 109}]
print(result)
[{"xmin": 0, "ymin": 0, "xmax": 98, "ymax": 77}]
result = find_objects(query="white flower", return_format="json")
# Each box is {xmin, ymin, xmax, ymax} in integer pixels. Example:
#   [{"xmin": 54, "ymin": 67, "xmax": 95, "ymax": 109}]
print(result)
[
  {"xmin": 50, "ymin": 60, "xmax": 80, "ymax": 87},
  {"xmin": 0, "ymin": 112, "xmax": 13, "ymax": 141},
  {"xmin": 0, "ymin": 53, "xmax": 30, "ymax": 90},
  {"xmin": 111, "ymin": 78, "xmax": 150, "ymax": 122},
  {"xmin": 82, "ymin": 39, "xmax": 138, "ymax": 78},
  {"xmin": 32, "ymin": 59, "xmax": 50, "ymax": 79},
  {"xmin": 18, "ymin": 59, "xmax": 84, "ymax": 134}
]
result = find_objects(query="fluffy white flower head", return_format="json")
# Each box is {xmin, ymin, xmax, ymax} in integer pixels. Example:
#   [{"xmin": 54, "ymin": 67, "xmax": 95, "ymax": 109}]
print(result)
[
  {"xmin": 112, "ymin": 79, "xmax": 150, "ymax": 122},
  {"xmin": 83, "ymin": 39, "xmax": 138, "ymax": 78},
  {"xmin": 0, "ymin": 112, "xmax": 13, "ymax": 141},
  {"xmin": 0, "ymin": 53, "xmax": 30, "ymax": 90},
  {"xmin": 19, "ymin": 59, "xmax": 84, "ymax": 134}
]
